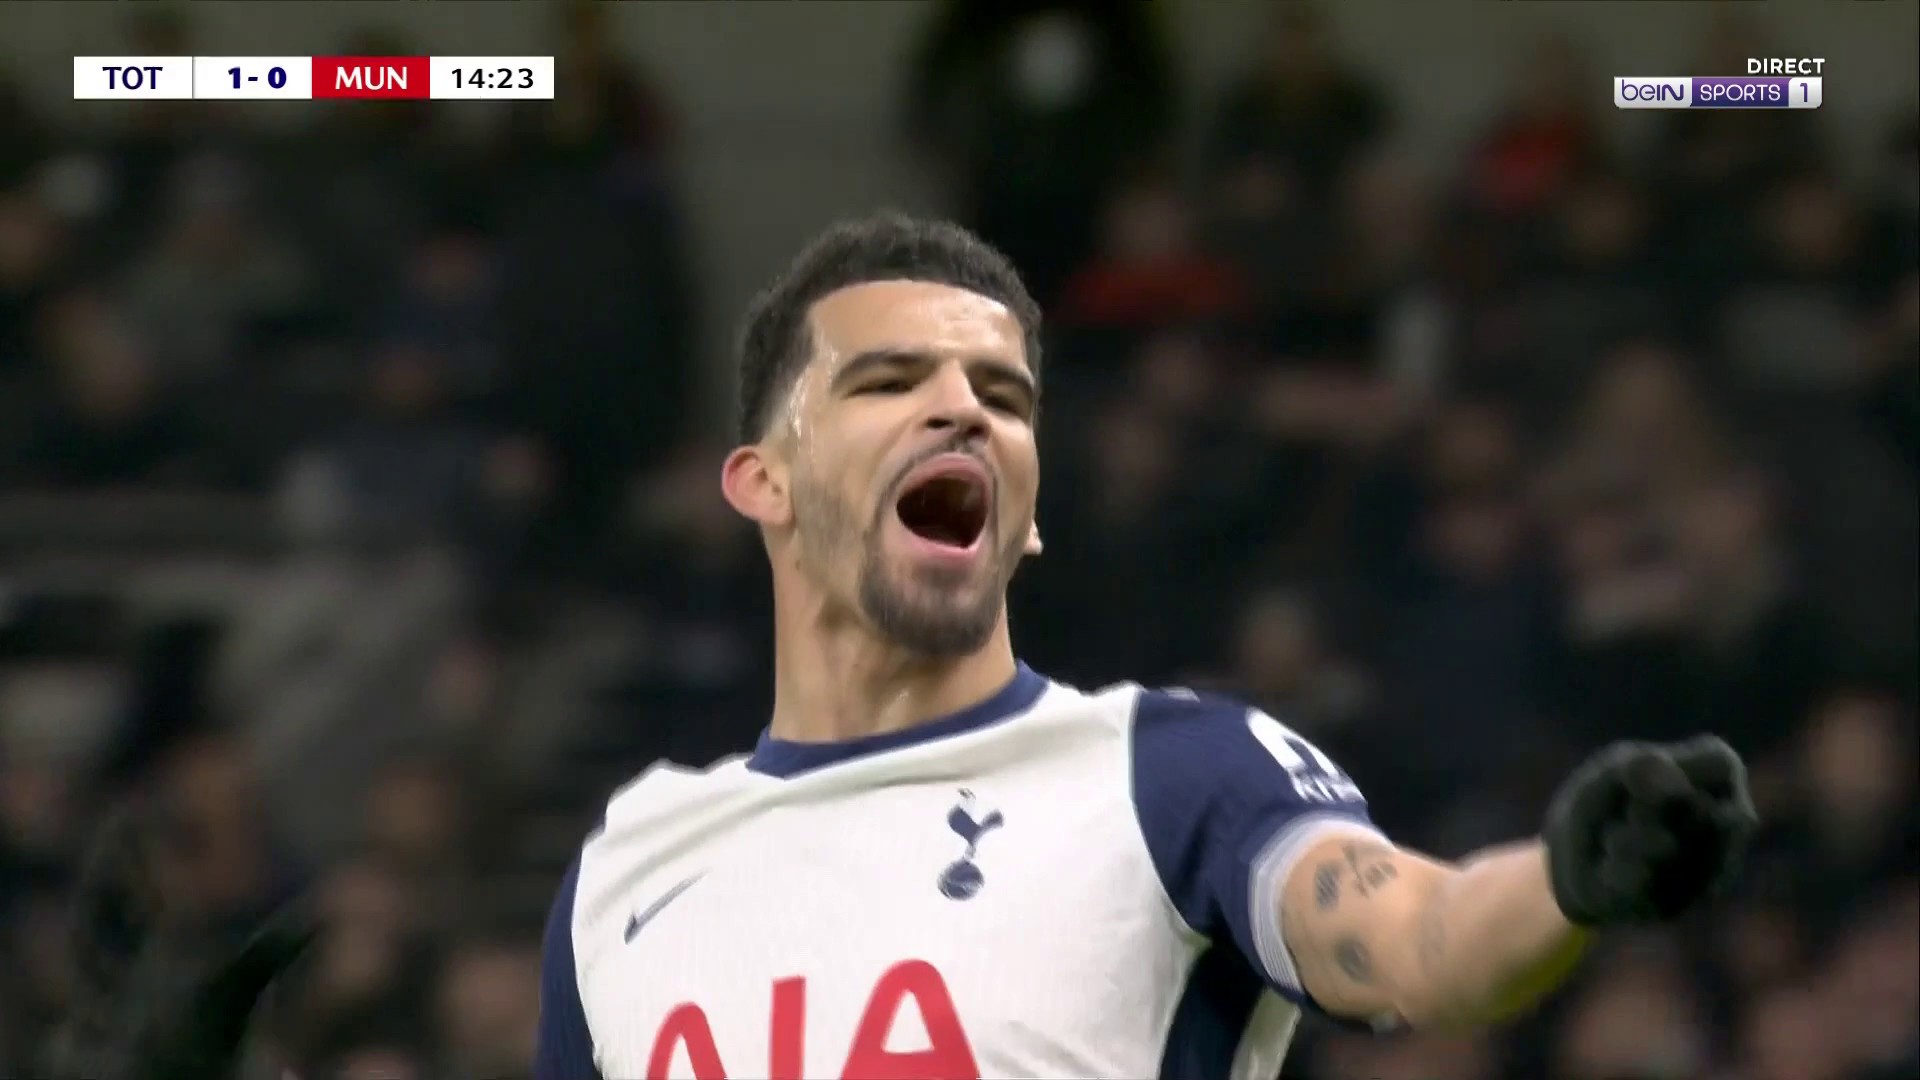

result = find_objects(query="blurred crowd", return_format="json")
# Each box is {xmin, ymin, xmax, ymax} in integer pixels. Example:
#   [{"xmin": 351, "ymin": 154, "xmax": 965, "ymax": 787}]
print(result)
[{"xmin": 1, "ymin": 4, "xmax": 1915, "ymax": 1079}]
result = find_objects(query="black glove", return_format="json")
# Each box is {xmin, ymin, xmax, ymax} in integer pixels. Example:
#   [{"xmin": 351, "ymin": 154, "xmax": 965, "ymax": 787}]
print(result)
[
  {"xmin": 48, "ymin": 801, "xmax": 318, "ymax": 1080},
  {"xmin": 1543, "ymin": 735, "xmax": 1760, "ymax": 926}
]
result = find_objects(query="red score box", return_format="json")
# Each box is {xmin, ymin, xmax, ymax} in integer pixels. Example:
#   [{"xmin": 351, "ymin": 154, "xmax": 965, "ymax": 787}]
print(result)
[{"xmin": 310, "ymin": 56, "xmax": 431, "ymax": 100}]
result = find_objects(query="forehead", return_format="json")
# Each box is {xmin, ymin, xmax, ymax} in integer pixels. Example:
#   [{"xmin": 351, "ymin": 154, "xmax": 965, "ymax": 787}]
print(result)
[{"xmin": 804, "ymin": 280, "xmax": 1028, "ymax": 376}]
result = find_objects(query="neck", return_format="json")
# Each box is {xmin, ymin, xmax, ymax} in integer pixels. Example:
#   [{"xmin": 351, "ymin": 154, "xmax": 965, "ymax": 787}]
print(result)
[{"xmin": 767, "ymin": 582, "xmax": 1018, "ymax": 745}]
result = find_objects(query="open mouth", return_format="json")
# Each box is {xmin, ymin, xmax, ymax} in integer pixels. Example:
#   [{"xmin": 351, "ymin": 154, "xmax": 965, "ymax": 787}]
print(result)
[{"xmin": 895, "ymin": 466, "xmax": 990, "ymax": 550}]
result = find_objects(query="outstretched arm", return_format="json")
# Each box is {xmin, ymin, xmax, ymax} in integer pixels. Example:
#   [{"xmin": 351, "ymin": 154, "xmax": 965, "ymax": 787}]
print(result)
[
  {"xmin": 1125, "ymin": 692, "xmax": 1754, "ymax": 1037},
  {"xmin": 1279, "ymin": 837, "xmax": 1588, "ymax": 1030},
  {"xmin": 1279, "ymin": 737, "xmax": 1757, "ymax": 1030}
]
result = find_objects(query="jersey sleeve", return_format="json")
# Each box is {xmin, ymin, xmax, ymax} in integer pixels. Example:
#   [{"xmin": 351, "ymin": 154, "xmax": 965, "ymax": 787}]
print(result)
[
  {"xmin": 1130, "ymin": 687, "xmax": 1386, "ymax": 1012},
  {"xmin": 535, "ymin": 856, "xmax": 605, "ymax": 1080}
]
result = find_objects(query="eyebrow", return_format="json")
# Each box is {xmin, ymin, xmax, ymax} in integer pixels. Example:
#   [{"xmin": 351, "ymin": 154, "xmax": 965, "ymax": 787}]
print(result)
[{"xmin": 830, "ymin": 349, "xmax": 1037, "ymax": 405}]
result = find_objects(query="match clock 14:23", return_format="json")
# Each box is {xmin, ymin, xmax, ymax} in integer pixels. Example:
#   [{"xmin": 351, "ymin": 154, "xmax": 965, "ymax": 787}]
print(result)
[{"xmin": 452, "ymin": 66, "xmax": 537, "ymax": 91}]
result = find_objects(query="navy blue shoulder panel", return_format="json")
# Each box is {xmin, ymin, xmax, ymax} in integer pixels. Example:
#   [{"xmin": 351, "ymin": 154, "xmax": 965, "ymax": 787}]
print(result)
[
  {"xmin": 534, "ymin": 856, "xmax": 604, "ymax": 1080},
  {"xmin": 1129, "ymin": 687, "xmax": 1377, "ymax": 1010}
]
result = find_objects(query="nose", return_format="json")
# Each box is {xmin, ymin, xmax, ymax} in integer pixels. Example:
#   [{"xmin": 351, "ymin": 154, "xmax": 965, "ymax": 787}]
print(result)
[{"xmin": 921, "ymin": 361, "xmax": 990, "ymax": 443}]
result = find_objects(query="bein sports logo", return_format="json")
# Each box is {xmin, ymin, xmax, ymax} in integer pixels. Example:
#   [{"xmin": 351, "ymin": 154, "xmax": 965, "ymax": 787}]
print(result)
[
  {"xmin": 938, "ymin": 790, "xmax": 1005, "ymax": 900},
  {"xmin": 1612, "ymin": 73, "xmax": 1823, "ymax": 111}
]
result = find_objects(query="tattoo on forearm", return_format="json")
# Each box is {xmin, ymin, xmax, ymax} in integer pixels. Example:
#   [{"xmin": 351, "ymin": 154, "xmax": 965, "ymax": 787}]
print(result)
[
  {"xmin": 1312, "ymin": 842, "xmax": 1400, "ymax": 911},
  {"xmin": 1314, "ymin": 864, "xmax": 1341, "ymax": 909},
  {"xmin": 1345, "ymin": 843, "xmax": 1399, "ymax": 895},
  {"xmin": 1334, "ymin": 938, "xmax": 1374, "ymax": 984},
  {"xmin": 1303, "ymin": 842, "xmax": 1399, "ymax": 991}
]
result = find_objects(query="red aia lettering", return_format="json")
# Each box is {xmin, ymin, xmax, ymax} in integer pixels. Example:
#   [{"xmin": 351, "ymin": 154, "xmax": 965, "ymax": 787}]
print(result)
[
  {"xmin": 647, "ymin": 1004, "xmax": 724, "ymax": 1079},
  {"xmin": 841, "ymin": 960, "xmax": 979, "ymax": 1079},
  {"xmin": 769, "ymin": 976, "xmax": 804, "ymax": 1078},
  {"xmin": 646, "ymin": 960, "xmax": 980, "ymax": 1080}
]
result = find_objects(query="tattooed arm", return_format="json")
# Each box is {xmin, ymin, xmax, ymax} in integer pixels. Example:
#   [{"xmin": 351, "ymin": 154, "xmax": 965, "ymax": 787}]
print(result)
[{"xmin": 1278, "ymin": 838, "xmax": 1590, "ymax": 1030}]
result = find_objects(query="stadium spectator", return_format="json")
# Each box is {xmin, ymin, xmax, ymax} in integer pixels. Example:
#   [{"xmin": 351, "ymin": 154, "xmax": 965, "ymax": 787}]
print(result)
[
  {"xmin": 1055, "ymin": 169, "xmax": 1253, "ymax": 330},
  {"xmin": 0, "ymin": 180, "xmax": 65, "ymax": 379},
  {"xmin": 7, "ymin": 284, "xmax": 224, "ymax": 490},
  {"xmin": 119, "ymin": 152, "xmax": 313, "ymax": 382},
  {"xmin": 1203, "ymin": 2, "xmax": 1391, "ymax": 206},
  {"xmin": 1464, "ymin": 33, "xmax": 1605, "ymax": 219},
  {"xmin": 507, "ymin": 0, "xmax": 677, "ymax": 171},
  {"xmin": 904, "ymin": 0, "xmax": 1178, "ymax": 304},
  {"xmin": 278, "ymin": 337, "xmax": 546, "ymax": 560},
  {"xmin": 1655, "ymin": 10, "xmax": 1823, "ymax": 303}
]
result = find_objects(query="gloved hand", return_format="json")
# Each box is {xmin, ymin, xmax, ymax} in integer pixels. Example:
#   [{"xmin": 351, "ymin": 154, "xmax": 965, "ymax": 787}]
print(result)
[
  {"xmin": 47, "ymin": 801, "xmax": 317, "ymax": 1080},
  {"xmin": 1544, "ymin": 735, "xmax": 1760, "ymax": 926}
]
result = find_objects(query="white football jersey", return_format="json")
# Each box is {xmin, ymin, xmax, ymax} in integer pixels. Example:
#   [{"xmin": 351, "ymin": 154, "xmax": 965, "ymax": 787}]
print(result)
[{"xmin": 535, "ymin": 664, "xmax": 1383, "ymax": 1080}]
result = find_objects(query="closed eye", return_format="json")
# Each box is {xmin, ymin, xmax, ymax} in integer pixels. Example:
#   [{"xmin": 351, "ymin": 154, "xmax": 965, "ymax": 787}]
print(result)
[{"xmin": 860, "ymin": 380, "xmax": 915, "ymax": 395}]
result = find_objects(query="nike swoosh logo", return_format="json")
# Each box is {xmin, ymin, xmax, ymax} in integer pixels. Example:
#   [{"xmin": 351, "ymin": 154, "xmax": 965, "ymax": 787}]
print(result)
[{"xmin": 623, "ymin": 874, "xmax": 703, "ymax": 944}]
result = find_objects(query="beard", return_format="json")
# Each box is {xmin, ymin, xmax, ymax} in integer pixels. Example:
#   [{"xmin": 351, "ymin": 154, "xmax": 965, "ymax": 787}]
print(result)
[
  {"xmin": 856, "ymin": 533, "xmax": 1009, "ymax": 656},
  {"xmin": 792, "ymin": 465, "xmax": 1021, "ymax": 658}
]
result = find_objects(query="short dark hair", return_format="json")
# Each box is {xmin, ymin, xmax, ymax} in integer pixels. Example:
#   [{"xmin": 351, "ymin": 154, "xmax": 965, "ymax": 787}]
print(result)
[{"xmin": 734, "ymin": 211, "xmax": 1042, "ymax": 443}]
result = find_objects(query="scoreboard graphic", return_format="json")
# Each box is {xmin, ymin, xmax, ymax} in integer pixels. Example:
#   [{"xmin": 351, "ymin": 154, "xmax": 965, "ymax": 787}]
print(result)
[{"xmin": 74, "ymin": 56, "xmax": 556, "ymax": 100}]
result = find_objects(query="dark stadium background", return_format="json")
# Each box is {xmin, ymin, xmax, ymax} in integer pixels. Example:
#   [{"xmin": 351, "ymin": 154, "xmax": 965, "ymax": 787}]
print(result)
[{"xmin": 1, "ymin": 2, "xmax": 1915, "ymax": 1078}]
